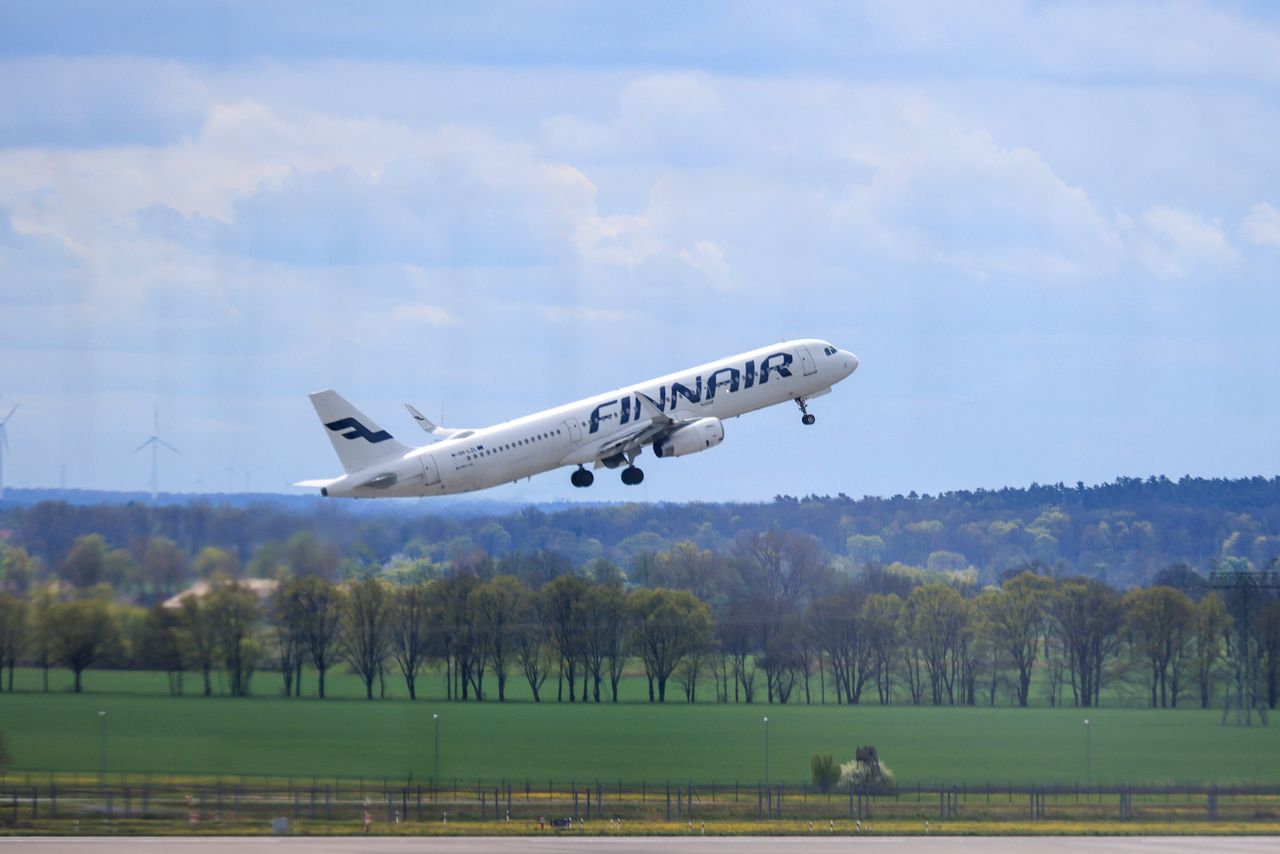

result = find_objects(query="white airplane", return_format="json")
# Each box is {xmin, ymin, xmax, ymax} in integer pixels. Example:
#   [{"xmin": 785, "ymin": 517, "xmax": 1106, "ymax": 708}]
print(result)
[{"xmin": 299, "ymin": 339, "xmax": 858, "ymax": 498}]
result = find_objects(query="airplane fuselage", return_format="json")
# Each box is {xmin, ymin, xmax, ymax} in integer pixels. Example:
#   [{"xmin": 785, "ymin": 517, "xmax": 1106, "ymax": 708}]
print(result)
[{"xmin": 309, "ymin": 338, "xmax": 858, "ymax": 498}]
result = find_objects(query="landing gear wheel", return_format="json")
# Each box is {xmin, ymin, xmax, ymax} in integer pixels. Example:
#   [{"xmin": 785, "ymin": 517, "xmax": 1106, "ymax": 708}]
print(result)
[
  {"xmin": 795, "ymin": 397, "xmax": 816, "ymax": 426},
  {"xmin": 570, "ymin": 467, "xmax": 594, "ymax": 488},
  {"xmin": 621, "ymin": 466, "xmax": 645, "ymax": 486}
]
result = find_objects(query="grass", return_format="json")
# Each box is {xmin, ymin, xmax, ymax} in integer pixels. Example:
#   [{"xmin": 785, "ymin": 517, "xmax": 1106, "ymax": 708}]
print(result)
[
  {"xmin": 3, "ymin": 669, "xmax": 1279, "ymax": 785},
  {"xmin": 5, "ymin": 819, "xmax": 1280, "ymax": 837}
]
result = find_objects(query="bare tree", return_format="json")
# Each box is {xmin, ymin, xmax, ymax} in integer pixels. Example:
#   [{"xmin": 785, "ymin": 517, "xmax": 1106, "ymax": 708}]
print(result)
[
  {"xmin": 436, "ymin": 573, "xmax": 481, "ymax": 700},
  {"xmin": 542, "ymin": 573, "xmax": 587, "ymax": 702},
  {"xmin": 295, "ymin": 576, "xmax": 343, "ymax": 699},
  {"xmin": 809, "ymin": 589, "xmax": 872, "ymax": 704},
  {"xmin": 270, "ymin": 578, "xmax": 307, "ymax": 697},
  {"xmin": 719, "ymin": 596, "xmax": 758, "ymax": 703},
  {"xmin": 468, "ymin": 575, "xmax": 528, "ymax": 701},
  {"xmin": 341, "ymin": 577, "xmax": 390, "ymax": 700},
  {"xmin": 1262, "ymin": 599, "xmax": 1280, "ymax": 709},
  {"xmin": 760, "ymin": 609, "xmax": 804, "ymax": 704},
  {"xmin": 515, "ymin": 591, "xmax": 553, "ymax": 702},
  {"xmin": 28, "ymin": 585, "xmax": 57, "ymax": 692},
  {"xmin": 580, "ymin": 582, "xmax": 627, "ymax": 703},
  {"xmin": 176, "ymin": 593, "xmax": 217, "ymax": 696},
  {"xmin": 388, "ymin": 581, "xmax": 433, "ymax": 699},
  {"xmin": 0, "ymin": 593, "xmax": 27, "ymax": 691},
  {"xmin": 732, "ymin": 530, "xmax": 829, "ymax": 606}
]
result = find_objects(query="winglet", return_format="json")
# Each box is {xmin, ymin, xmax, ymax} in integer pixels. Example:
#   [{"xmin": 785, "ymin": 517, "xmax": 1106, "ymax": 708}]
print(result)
[
  {"xmin": 405, "ymin": 403, "xmax": 439, "ymax": 433},
  {"xmin": 404, "ymin": 403, "xmax": 475, "ymax": 440},
  {"xmin": 634, "ymin": 392, "xmax": 672, "ymax": 426}
]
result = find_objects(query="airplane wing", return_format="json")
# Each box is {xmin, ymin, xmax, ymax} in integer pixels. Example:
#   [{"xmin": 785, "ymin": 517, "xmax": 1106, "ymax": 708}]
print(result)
[
  {"xmin": 586, "ymin": 393, "xmax": 684, "ymax": 466},
  {"xmin": 404, "ymin": 404, "xmax": 475, "ymax": 441},
  {"xmin": 589, "ymin": 418, "xmax": 660, "ymax": 465}
]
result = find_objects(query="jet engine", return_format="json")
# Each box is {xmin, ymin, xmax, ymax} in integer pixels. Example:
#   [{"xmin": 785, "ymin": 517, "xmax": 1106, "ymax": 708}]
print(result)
[{"xmin": 652, "ymin": 417, "xmax": 725, "ymax": 458}]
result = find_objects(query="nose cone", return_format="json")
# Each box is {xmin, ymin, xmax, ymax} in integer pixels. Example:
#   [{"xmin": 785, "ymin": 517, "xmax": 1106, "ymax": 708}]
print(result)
[{"xmin": 841, "ymin": 350, "xmax": 860, "ymax": 376}]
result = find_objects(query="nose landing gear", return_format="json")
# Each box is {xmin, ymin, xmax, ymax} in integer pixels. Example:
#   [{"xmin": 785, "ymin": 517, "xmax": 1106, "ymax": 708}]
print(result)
[{"xmin": 795, "ymin": 397, "xmax": 816, "ymax": 426}]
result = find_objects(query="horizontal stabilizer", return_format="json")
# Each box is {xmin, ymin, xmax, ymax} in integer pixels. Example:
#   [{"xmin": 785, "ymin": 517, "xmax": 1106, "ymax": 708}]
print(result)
[{"xmin": 294, "ymin": 477, "xmax": 341, "ymax": 488}]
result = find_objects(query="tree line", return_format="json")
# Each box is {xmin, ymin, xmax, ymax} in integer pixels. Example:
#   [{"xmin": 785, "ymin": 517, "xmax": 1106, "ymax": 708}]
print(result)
[
  {"xmin": 1, "ymin": 527, "xmax": 1276, "ymax": 709},
  {"xmin": 4, "ymin": 474, "xmax": 1280, "ymax": 591}
]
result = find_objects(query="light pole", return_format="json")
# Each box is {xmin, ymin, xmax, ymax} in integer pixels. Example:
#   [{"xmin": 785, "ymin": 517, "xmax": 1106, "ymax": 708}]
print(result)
[
  {"xmin": 1083, "ymin": 718, "xmax": 1092, "ymax": 797},
  {"xmin": 433, "ymin": 713, "xmax": 440, "ymax": 797},
  {"xmin": 97, "ymin": 710, "xmax": 107, "ymax": 792}
]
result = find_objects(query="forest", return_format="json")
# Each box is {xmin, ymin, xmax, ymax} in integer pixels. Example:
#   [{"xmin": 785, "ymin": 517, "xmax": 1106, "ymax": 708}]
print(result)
[
  {"xmin": 0, "ymin": 475, "xmax": 1277, "ymax": 712},
  {"xmin": 4, "ymin": 474, "xmax": 1280, "ymax": 589}
]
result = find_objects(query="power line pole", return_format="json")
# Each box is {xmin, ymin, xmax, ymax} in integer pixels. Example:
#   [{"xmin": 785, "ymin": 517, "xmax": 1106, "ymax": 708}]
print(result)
[{"xmin": 1211, "ymin": 562, "xmax": 1280, "ymax": 726}]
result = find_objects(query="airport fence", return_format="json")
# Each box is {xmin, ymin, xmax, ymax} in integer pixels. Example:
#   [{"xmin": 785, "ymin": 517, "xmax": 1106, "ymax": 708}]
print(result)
[{"xmin": 1, "ymin": 771, "xmax": 1278, "ymax": 830}]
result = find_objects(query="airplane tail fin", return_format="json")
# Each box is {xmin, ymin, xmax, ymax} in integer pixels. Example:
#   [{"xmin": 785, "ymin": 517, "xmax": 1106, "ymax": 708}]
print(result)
[{"xmin": 309, "ymin": 390, "xmax": 412, "ymax": 474}]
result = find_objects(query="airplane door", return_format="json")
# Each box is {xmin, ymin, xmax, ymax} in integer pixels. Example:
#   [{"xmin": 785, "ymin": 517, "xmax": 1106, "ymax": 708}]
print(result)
[
  {"xmin": 419, "ymin": 455, "xmax": 441, "ymax": 486},
  {"xmin": 565, "ymin": 418, "xmax": 582, "ymax": 442},
  {"xmin": 797, "ymin": 345, "xmax": 818, "ymax": 376}
]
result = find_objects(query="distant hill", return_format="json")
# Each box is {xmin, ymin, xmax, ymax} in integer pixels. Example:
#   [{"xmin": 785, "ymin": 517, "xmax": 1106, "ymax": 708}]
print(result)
[
  {"xmin": 2, "ymin": 475, "xmax": 1278, "ymax": 588},
  {"xmin": 0, "ymin": 487, "xmax": 561, "ymax": 517}
]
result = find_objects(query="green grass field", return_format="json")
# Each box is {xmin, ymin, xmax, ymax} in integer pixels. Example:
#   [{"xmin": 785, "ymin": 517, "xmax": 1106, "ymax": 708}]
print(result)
[{"xmin": 3, "ymin": 668, "xmax": 1278, "ymax": 786}]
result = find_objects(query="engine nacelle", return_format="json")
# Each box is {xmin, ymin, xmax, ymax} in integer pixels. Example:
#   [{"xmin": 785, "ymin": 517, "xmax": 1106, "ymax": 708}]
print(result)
[{"xmin": 652, "ymin": 417, "xmax": 725, "ymax": 458}]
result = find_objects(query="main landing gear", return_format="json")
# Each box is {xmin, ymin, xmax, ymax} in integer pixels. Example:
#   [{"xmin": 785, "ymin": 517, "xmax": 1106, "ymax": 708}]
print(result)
[
  {"xmin": 795, "ymin": 397, "xmax": 816, "ymax": 426},
  {"xmin": 570, "ymin": 464, "xmax": 645, "ymax": 487}
]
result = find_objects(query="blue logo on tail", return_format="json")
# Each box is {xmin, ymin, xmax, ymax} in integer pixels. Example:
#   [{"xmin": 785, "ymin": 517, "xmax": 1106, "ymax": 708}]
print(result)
[{"xmin": 324, "ymin": 418, "xmax": 393, "ymax": 443}]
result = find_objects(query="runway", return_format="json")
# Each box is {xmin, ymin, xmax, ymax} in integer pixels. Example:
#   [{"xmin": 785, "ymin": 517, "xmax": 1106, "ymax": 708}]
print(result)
[{"xmin": 2, "ymin": 838, "xmax": 1277, "ymax": 854}]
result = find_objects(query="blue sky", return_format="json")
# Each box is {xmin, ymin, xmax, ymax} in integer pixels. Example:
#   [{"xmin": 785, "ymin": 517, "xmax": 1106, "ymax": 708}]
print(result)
[{"xmin": 1, "ymin": 1, "xmax": 1278, "ymax": 502}]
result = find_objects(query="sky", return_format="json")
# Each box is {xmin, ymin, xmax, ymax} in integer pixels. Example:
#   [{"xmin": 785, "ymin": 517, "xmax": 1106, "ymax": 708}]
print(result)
[{"xmin": 1, "ymin": 1, "xmax": 1278, "ymax": 503}]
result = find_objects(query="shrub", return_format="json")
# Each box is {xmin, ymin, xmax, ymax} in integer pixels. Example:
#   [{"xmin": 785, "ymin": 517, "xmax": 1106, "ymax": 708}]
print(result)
[
  {"xmin": 811, "ymin": 753, "xmax": 839, "ymax": 793},
  {"xmin": 839, "ymin": 754, "xmax": 895, "ymax": 790}
]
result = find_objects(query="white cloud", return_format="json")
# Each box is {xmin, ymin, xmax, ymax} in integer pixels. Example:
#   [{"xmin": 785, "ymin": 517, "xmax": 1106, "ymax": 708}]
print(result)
[
  {"xmin": 1241, "ymin": 202, "xmax": 1280, "ymax": 247},
  {"xmin": 1031, "ymin": 2, "xmax": 1280, "ymax": 83},
  {"xmin": 1130, "ymin": 206, "xmax": 1238, "ymax": 279},
  {"xmin": 542, "ymin": 74, "xmax": 749, "ymax": 166},
  {"xmin": 539, "ymin": 306, "xmax": 626, "ymax": 324},
  {"xmin": 677, "ymin": 240, "xmax": 732, "ymax": 291},
  {"xmin": 390, "ymin": 304, "xmax": 461, "ymax": 327},
  {"xmin": 831, "ymin": 109, "xmax": 1123, "ymax": 280}
]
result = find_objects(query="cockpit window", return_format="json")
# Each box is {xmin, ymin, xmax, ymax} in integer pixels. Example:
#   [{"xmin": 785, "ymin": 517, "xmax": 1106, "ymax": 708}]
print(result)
[{"xmin": 823, "ymin": 346, "xmax": 837, "ymax": 356}]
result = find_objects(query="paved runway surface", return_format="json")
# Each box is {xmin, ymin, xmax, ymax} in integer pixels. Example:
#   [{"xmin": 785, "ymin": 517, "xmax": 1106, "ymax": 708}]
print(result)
[{"xmin": 3, "ymin": 838, "xmax": 1276, "ymax": 853}]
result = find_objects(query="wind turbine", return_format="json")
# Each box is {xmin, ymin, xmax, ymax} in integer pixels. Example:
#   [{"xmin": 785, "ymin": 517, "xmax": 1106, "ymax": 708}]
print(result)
[
  {"xmin": 131, "ymin": 404, "xmax": 179, "ymax": 500},
  {"xmin": 0, "ymin": 398, "xmax": 17, "ymax": 500},
  {"xmin": 223, "ymin": 462, "xmax": 241, "ymax": 492}
]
